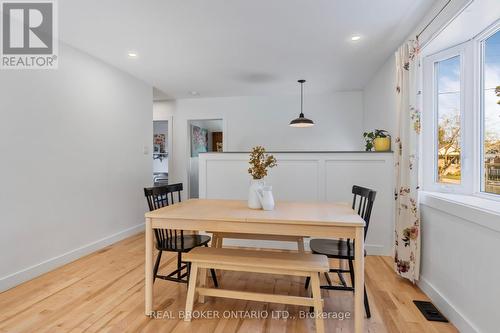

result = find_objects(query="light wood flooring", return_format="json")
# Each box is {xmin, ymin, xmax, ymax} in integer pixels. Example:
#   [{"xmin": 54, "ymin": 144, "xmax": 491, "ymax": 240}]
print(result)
[{"xmin": 0, "ymin": 234, "xmax": 457, "ymax": 333}]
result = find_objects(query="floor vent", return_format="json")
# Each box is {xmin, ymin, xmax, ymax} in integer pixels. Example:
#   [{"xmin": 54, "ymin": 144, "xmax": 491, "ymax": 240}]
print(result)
[{"xmin": 413, "ymin": 300, "xmax": 449, "ymax": 322}]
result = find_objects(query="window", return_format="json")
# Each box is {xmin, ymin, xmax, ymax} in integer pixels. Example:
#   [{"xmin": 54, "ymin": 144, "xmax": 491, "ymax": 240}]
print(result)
[
  {"xmin": 423, "ymin": 21, "xmax": 500, "ymax": 199},
  {"xmin": 481, "ymin": 29, "xmax": 500, "ymax": 195},
  {"xmin": 435, "ymin": 56, "xmax": 461, "ymax": 184}
]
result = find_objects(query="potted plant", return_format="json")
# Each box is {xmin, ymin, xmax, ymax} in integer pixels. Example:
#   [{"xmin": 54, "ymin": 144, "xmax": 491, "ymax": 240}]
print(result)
[
  {"xmin": 247, "ymin": 146, "xmax": 277, "ymax": 209},
  {"xmin": 363, "ymin": 129, "xmax": 391, "ymax": 151}
]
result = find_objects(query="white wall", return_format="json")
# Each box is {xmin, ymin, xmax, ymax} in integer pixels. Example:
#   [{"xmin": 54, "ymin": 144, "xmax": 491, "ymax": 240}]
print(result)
[
  {"xmin": 163, "ymin": 92, "xmax": 364, "ymax": 193},
  {"xmin": 0, "ymin": 44, "xmax": 152, "ymax": 291},
  {"xmin": 419, "ymin": 195, "xmax": 500, "ymax": 333},
  {"xmin": 363, "ymin": 55, "xmax": 397, "ymax": 136},
  {"xmin": 153, "ymin": 100, "xmax": 175, "ymax": 120}
]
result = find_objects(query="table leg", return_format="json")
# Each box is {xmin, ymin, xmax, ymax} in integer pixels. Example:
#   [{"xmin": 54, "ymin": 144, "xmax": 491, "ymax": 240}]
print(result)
[
  {"xmin": 354, "ymin": 227, "xmax": 364, "ymax": 333},
  {"xmin": 145, "ymin": 217, "xmax": 154, "ymax": 316}
]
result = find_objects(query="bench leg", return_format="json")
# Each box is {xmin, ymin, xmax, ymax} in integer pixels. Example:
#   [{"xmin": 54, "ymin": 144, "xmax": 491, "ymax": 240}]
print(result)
[
  {"xmin": 297, "ymin": 237, "xmax": 305, "ymax": 253},
  {"xmin": 310, "ymin": 273, "xmax": 325, "ymax": 333},
  {"xmin": 198, "ymin": 267, "xmax": 207, "ymax": 303},
  {"xmin": 184, "ymin": 263, "xmax": 199, "ymax": 321},
  {"xmin": 210, "ymin": 234, "xmax": 223, "ymax": 279}
]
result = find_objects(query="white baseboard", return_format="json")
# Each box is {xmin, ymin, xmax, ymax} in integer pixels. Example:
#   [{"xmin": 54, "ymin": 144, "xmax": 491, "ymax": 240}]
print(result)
[
  {"xmin": 0, "ymin": 223, "xmax": 144, "ymax": 292},
  {"xmin": 364, "ymin": 244, "xmax": 387, "ymax": 256},
  {"xmin": 418, "ymin": 276, "xmax": 479, "ymax": 333}
]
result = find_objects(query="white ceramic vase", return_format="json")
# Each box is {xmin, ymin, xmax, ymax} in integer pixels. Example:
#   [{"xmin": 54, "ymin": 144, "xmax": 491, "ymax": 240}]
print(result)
[
  {"xmin": 248, "ymin": 179, "xmax": 265, "ymax": 209},
  {"xmin": 256, "ymin": 185, "xmax": 275, "ymax": 211}
]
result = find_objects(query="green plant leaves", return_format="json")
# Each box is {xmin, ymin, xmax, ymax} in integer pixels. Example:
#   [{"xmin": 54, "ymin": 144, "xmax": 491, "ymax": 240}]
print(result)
[{"xmin": 363, "ymin": 129, "xmax": 390, "ymax": 151}]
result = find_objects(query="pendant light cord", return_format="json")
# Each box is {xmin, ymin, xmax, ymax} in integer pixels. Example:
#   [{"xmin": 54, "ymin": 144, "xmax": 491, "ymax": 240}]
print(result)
[
  {"xmin": 300, "ymin": 81, "xmax": 304, "ymax": 116},
  {"xmin": 289, "ymin": 79, "xmax": 313, "ymax": 127}
]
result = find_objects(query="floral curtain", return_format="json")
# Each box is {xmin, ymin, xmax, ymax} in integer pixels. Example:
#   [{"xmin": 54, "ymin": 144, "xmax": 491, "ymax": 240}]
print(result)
[{"xmin": 394, "ymin": 40, "xmax": 422, "ymax": 282}]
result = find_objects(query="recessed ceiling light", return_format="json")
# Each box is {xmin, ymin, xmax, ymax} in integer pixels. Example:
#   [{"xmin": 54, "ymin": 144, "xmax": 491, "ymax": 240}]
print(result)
[
  {"xmin": 351, "ymin": 35, "xmax": 361, "ymax": 41},
  {"xmin": 127, "ymin": 52, "xmax": 138, "ymax": 58},
  {"xmin": 190, "ymin": 91, "xmax": 199, "ymax": 96}
]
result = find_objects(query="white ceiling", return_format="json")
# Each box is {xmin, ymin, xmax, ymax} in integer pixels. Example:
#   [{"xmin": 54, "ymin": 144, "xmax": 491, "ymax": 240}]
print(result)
[{"xmin": 60, "ymin": 0, "xmax": 435, "ymax": 99}]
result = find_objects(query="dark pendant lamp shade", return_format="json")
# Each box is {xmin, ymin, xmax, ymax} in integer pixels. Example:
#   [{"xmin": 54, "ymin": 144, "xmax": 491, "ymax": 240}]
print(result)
[
  {"xmin": 289, "ymin": 113, "xmax": 314, "ymax": 127},
  {"xmin": 289, "ymin": 79, "xmax": 314, "ymax": 127}
]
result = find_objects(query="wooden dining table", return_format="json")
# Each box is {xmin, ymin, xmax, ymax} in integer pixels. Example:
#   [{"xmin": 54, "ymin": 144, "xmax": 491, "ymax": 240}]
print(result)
[{"xmin": 144, "ymin": 199, "xmax": 366, "ymax": 333}]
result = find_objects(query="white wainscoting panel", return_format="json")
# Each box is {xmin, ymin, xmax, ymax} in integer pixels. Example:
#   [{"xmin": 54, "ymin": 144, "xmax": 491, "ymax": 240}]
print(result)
[
  {"xmin": 325, "ymin": 157, "xmax": 394, "ymax": 255},
  {"xmin": 205, "ymin": 160, "xmax": 249, "ymax": 199},
  {"xmin": 199, "ymin": 152, "xmax": 394, "ymax": 255}
]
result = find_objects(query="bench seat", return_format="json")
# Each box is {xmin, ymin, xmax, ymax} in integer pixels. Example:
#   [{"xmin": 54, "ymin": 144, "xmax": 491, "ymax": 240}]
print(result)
[
  {"xmin": 184, "ymin": 247, "xmax": 327, "ymax": 273},
  {"xmin": 183, "ymin": 247, "xmax": 329, "ymax": 333}
]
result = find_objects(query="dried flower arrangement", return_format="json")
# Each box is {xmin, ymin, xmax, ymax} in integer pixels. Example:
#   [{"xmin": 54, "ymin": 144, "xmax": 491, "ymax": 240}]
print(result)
[{"xmin": 248, "ymin": 146, "xmax": 277, "ymax": 180}]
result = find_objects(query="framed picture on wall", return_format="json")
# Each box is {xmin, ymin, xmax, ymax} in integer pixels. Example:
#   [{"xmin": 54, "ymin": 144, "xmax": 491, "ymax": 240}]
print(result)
[{"xmin": 153, "ymin": 134, "xmax": 166, "ymax": 153}]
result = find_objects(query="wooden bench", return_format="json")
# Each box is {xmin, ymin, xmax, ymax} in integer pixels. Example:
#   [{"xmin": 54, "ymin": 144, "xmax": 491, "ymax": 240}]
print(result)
[{"xmin": 183, "ymin": 247, "xmax": 329, "ymax": 333}]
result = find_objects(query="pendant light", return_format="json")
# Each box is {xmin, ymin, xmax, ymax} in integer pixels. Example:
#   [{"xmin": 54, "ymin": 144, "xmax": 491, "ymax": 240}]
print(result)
[{"xmin": 289, "ymin": 79, "xmax": 314, "ymax": 128}]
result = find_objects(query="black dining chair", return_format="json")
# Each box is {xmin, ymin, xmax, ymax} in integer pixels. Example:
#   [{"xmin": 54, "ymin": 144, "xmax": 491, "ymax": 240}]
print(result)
[
  {"xmin": 144, "ymin": 183, "xmax": 218, "ymax": 287},
  {"xmin": 304, "ymin": 185, "xmax": 376, "ymax": 318}
]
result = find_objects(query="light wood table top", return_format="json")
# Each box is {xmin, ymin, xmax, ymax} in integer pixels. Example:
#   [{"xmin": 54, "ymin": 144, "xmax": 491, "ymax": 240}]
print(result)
[{"xmin": 145, "ymin": 199, "xmax": 365, "ymax": 227}]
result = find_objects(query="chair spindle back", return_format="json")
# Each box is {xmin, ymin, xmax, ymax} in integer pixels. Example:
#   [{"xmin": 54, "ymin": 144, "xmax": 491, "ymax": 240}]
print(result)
[
  {"xmin": 144, "ymin": 183, "xmax": 184, "ymax": 247},
  {"xmin": 351, "ymin": 185, "xmax": 377, "ymax": 239}
]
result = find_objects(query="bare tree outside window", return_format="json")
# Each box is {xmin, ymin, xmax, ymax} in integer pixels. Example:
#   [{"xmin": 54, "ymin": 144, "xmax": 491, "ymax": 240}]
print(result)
[{"xmin": 436, "ymin": 56, "xmax": 461, "ymax": 184}]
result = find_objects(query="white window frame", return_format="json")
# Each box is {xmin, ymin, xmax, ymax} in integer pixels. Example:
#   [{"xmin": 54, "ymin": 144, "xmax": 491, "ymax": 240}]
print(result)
[
  {"xmin": 474, "ymin": 21, "xmax": 500, "ymax": 200},
  {"xmin": 422, "ymin": 20, "xmax": 500, "ymax": 201},
  {"xmin": 422, "ymin": 43, "xmax": 473, "ymax": 194}
]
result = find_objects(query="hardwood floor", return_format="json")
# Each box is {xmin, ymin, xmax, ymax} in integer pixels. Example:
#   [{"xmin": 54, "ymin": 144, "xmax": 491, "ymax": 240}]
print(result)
[{"xmin": 0, "ymin": 234, "xmax": 457, "ymax": 333}]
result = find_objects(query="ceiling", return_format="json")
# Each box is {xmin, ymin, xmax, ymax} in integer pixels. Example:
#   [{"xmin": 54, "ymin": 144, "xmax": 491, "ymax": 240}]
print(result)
[{"xmin": 60, "ymin": 0, "xmax": 436, "ymax": 100}]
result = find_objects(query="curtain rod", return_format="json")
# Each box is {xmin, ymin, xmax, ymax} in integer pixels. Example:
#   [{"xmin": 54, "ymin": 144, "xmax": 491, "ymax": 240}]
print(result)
[{"xmin": 416, "ymin": 0, "xmax": 452, "ymax": 39}]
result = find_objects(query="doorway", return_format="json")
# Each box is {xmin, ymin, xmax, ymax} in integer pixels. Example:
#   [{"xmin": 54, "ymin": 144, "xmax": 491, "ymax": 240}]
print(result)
[
  {"xmin": 153, "ymin": 120, "xmax": 169, "ymax": 186},
  {"xmin": 187, "ymin": 119, "xmax": 224, "ymax": 198}
]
